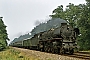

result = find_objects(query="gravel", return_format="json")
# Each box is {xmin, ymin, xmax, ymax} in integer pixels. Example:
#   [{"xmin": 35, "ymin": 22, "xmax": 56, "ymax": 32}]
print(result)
[{"xmin": 13, "ymin": 47, "xmax": 86, "ymax": 60}]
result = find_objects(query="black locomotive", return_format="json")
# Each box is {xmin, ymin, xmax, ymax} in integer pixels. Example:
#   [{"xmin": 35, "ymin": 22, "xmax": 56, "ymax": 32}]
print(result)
[{"xmin": 10, "ymin": 18, "xmax": 79, "ymax": 54}]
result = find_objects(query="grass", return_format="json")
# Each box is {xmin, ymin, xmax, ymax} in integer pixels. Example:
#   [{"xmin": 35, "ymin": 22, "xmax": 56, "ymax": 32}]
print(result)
[
  {"xmin": 0, "ymin": 48, "xmax": 40, "ymax": 60},
  {"xmin": 81, "ymin": 50, "xmax": 90, "ymax": 52}
]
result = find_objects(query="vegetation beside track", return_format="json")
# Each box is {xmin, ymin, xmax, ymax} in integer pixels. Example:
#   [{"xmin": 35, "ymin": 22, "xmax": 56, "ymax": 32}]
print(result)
[
  {"xmin": 0, "ymin": 47, "xmax": 39, "ymax": 60},
  {"xmin": 80, "ymin": 50, "xmax": 90, "ymax": 53}
]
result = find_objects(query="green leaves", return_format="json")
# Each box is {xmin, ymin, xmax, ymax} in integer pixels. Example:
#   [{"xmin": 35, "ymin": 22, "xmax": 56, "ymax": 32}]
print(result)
[{"xmin": 0, "ymin": 17, "xmax": 9, "ymax": 51}]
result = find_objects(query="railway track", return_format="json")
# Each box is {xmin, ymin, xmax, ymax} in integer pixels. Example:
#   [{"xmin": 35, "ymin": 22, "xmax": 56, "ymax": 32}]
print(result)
[
  {"xmin": 12, "ymin": 47, "xmax": 90, "ymax": 60},
  {"xmin": 63, "ymin": 52, "xmax": 90, "ymax": 60}
]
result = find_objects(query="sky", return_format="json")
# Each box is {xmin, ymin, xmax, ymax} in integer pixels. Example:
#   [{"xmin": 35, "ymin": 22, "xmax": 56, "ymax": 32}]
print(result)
[{"xmin": 0, "ymin": 0, "xmax": 86, "ymax": 44}]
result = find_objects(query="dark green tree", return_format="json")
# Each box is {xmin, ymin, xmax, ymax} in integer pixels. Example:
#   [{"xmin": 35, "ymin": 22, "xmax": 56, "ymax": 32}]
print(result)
[
  {"xmin": 50, "ymin": 3, "xmax": 81, "ymax": 27},
  {"xmin": 78, "ymin": 0, "xmax": 90, "ymax": 50},
  {"xmin": 51, "ymin": 5, "xmax": 64, "ymax": 18},
  {"xmin": 0, "ymin": 17, "xmax": 9, "ymax": 51}
]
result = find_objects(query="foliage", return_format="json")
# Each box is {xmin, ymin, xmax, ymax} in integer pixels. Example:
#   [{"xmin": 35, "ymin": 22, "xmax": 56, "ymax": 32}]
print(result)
[
  {"xmin": 50, "ymin": 1, "xmax": 90, "ymax": 50},
  {"xmin": 0, "ymin": 17, "xmax": 9, "ymax": 51}
]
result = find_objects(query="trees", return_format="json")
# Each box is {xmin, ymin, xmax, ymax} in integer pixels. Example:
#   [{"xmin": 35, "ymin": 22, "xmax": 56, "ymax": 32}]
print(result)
[
  {"xmin": 50, "ymin": 3, "xmax": 81, "ymax": 27},
  {"xmin": 50, "ymin": 1, "xmax": 90, "ymax": 50},
  {"xmin": 0, "ymin": 17, "xmax": 9, "ymax": 51}
]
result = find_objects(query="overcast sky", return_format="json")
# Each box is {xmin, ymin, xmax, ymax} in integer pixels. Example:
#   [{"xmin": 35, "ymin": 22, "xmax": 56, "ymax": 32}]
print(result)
[{"xmin": 0, "ymin": 0, "xmax": 86, "ymax": 44}]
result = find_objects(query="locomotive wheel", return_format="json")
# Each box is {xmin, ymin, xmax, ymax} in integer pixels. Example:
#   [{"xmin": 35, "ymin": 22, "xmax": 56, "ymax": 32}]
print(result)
[
  {"xmin": 60, "ymin": 48, "xmax": 65, "ymax": 55},
  {"xmin": 37, "ymin": 44, "xmax": 39, "ymax": 51},
  {"xmin": 55, "ymin": 49, "xmax": 59, "ymax": 54},
  {"xmin": 47, "ymin": 47, "xmax": 51, "ymax": 53},
  {"xmin": 51, "ymin": 48, "xmax": 55, "ymax": 53},
  {"xmin": 40, "ymin": 48, "xmax": 43, "ymax": 52},
  {"xmin": 44, "ymin": 46, "xmax": 48, "ymax": 52},
  {"xmin": 69, "ymin": 49, "xmax": 74, "ymax": 54}
]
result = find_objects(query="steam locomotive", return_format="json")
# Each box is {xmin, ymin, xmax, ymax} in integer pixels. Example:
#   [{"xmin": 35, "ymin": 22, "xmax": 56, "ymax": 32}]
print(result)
[{"xmin": 10, "ymin": 19, "xmax": 79, "ymax": 54}]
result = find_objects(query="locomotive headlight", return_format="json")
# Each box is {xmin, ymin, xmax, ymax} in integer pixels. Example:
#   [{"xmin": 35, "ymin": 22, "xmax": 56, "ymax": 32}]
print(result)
[
  {"xmin": 62, "ymin": 43, "xmax": 65, "ymax": 46},
  {"xmin": 67, "ymin": 27, "xmax": 69, "ymax": 30}
]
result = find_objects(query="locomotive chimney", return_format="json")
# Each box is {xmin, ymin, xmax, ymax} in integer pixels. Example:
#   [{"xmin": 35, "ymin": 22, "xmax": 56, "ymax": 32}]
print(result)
[{"xmin": 61, "ymin": 23, "xmax": 67, "ymax": 26}]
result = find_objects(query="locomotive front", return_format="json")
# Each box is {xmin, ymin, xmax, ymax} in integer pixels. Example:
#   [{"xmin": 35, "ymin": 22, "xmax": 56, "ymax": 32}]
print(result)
[
  {"xmin": 60, "ymin": 23, "xmax": 77, "ymax": 54},
  {"xmin": 60, "ymin": 23, "xmax": 75, "ymax": 41}
]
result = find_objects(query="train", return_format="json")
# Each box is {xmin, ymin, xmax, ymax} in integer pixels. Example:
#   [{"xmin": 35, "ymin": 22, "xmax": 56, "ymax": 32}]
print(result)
[{"xmin": 10, "ymin": 19, "xmax": 79, "ymax": 54}]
